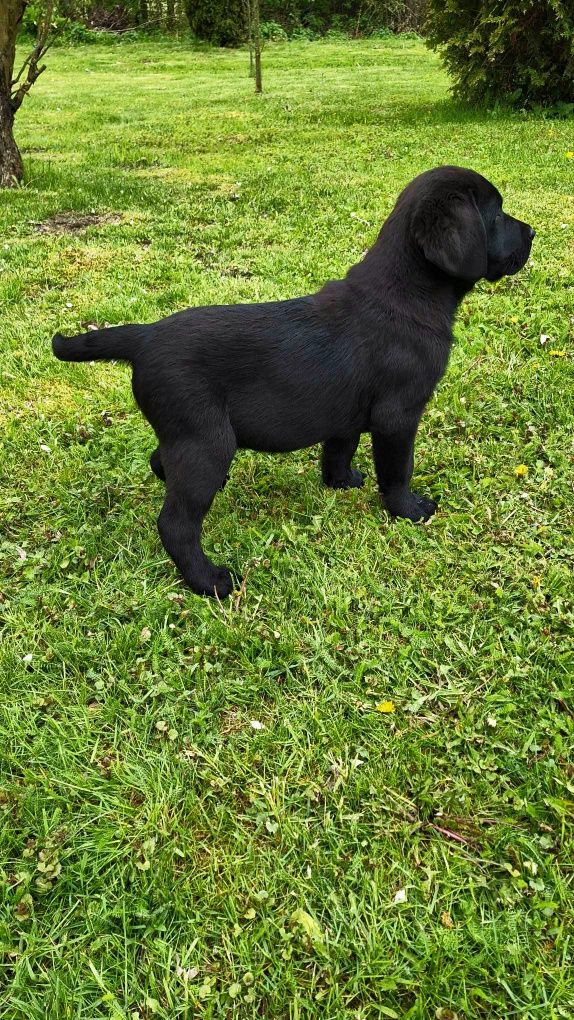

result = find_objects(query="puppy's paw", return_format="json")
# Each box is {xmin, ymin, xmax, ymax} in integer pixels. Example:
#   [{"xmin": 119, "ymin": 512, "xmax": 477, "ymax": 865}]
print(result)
[
  {"xmin": 191, "ymin": 566, "xmax": 234, "ymax": 599},
  {"xmin": 410, "ymin": 494, "xmax": 437, "ymax": 521},
  {"xmin": 212, "ymin": 567, "xmax": 235, "ymax": 598},
  {"xmin": 324, "ymin": 468, "xmax": 364, "ymax": 490},
  {"xmin": 383, "ymin": 490, "xmax": 437, "ymax": 523}
]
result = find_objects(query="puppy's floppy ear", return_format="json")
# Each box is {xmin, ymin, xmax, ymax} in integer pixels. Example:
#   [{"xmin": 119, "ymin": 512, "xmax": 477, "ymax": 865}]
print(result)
[{"xmin": 414, "ymin": 190, "xmax": 487, "ymax": 282}]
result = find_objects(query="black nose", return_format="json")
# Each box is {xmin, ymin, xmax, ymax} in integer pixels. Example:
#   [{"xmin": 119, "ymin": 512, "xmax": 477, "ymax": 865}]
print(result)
[{"xmin": 528, "ymin": 226, "xmax": 536, "ymax": 239}]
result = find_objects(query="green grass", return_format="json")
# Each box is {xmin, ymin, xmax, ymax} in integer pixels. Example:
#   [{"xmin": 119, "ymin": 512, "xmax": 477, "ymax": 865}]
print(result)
[{"xmin": 1, "ymin": 35, "xmax": 574, "ymax": 1020}]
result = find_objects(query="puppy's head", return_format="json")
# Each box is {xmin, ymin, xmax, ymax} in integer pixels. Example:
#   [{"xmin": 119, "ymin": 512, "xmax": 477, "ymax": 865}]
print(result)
[{"xmin": 408, "ymin": 167, "xmax": 534, "ymax": 284}]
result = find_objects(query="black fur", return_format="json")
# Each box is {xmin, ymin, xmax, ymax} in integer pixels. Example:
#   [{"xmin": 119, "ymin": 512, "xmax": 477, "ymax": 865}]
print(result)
[{"xmin": 52, "ymin": 166, "xmax": 534, "ymax": 597}]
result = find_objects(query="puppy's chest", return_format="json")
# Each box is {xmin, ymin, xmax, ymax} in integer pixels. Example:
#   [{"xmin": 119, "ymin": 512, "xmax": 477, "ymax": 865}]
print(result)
[{"xmin": 370, "ymin": 330, "xmax": 452, "ymax": 402}]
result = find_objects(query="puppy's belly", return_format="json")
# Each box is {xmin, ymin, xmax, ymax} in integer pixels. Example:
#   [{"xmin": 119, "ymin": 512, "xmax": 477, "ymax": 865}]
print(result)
[
  {"xmin": 233, "ymin": 410, "xmax": 351, "ymax": 453},
  {"xmin": 229, "ymin": 386, "xmax": 364, "ymax": 453},
  {"xmin": 235, "ymin": 424, "xmax": 328, "ymax": 454}
]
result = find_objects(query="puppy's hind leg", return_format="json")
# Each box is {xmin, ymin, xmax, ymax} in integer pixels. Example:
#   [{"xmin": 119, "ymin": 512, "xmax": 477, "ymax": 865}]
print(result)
[
  {"xmin": 151, "ymin": 446, "xmax": 229, "ymax": 490},
  {"xmin": 157, "ymin": 428, "xmax": 237, "ymax": 598},
  {"xmin": 322, "ymin": 433, "xmax": 364, "ymax": 489}
]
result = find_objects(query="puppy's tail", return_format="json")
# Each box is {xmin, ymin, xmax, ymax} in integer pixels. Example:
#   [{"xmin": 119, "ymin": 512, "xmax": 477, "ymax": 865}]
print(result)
[{"xmin": 52, "ymin": 324, "xmax": 144, "ymax": 364}]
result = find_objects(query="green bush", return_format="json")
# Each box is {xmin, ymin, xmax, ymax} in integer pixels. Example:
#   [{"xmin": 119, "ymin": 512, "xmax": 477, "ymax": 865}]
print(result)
[
  {"xmin": 260, "ymin": 20, "xmax": 288, "ymax": 40},
  {"xmin": 184, "ymin": 0, "xmax": 246, "ymax": 46},
  {"xmin": 18, "ymin": 1, "xmax": 149, "ymax": 40},
  {"xmin": 290, "ymin": 25, "xmax": 317, "ymax": 40},
  {"xmin": 183, "ymin": 1, "xmax": 426, "ymax": 46},
  {"xmin": 426, "ymin": 0, "xmax": 574, "ymax": 107},
  {"xmin": 19, "ymin": 2, "xmax": 46, "ymax": 34}
]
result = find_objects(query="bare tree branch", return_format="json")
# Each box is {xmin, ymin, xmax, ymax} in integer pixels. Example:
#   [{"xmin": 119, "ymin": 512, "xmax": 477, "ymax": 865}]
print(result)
[{"xmin": 11, "ymin": 0, "xmax": 54, "ymax": 112}]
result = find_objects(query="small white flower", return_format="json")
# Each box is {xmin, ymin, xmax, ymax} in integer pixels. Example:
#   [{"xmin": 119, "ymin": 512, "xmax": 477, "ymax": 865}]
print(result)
[
  {"xmin": 393, "ymin": 888, "xmax": 407, "ymax": 904},
  {"xmin": 250, "ymin": 720, "xmax": 264, "ymax": 730}
]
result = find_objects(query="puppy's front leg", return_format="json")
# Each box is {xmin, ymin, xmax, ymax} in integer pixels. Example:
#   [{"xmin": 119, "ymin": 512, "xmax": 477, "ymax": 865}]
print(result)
[{"xmin": 371, "ymin": 423, "xmax": 436, "ymax": 523}]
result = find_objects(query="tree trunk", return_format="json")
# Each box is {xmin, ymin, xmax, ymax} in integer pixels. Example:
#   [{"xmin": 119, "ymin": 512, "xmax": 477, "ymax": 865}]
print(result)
[
  {"xmin": 0, "ymin": 0, "xmax": 25, "ymax": 186},
  {"xmin": 252, "ymin": 0, "xmax": 262, "ymax": 93},
  {"xmin": 0, "ymin": 91, "xmax": 23, "ymax": 186},
  {"xmin": 1, "ymin": 0, "xmax": 52, "ymax": 187}
]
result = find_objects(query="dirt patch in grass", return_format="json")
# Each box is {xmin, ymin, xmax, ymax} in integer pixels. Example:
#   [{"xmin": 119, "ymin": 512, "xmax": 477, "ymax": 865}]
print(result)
[{"xmin": 34, "ymin": 212, "xmax": 123, "ymax": 234}]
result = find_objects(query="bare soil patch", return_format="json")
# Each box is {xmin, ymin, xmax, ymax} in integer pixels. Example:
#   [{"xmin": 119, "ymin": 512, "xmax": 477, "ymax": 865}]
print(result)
[{"xmin": 34, "ymin": 212, "xmax": 122, "ymax": 234}]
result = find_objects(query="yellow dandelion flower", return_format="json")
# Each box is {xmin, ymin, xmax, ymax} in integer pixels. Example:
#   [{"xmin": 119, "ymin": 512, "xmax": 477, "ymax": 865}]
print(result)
[
  {"xmin": 376, "ymin": 700, "xmax": 396, "ymax": 713},
  {"xmin": 549, "ymin": 350, "xmax": 566, "ymax": 357},
  {"xmin": 514, "ymin": 464, "xmax": 528, "ymax": 477},
  {"xmin": 566, "ymin": 152, "xmax": 574, "ymax": 159}
]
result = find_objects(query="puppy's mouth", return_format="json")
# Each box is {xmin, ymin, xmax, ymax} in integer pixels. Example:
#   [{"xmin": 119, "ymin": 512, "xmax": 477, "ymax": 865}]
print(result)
[{"xmin": 486, "ymin": 241, "xmax": 533, "ymax": 281}]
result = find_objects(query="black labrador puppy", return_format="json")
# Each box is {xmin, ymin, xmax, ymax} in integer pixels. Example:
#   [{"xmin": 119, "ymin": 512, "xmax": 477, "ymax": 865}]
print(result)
[{"xmin": 53, "ymin": 166, "xmax": 534, "ymax": 597}]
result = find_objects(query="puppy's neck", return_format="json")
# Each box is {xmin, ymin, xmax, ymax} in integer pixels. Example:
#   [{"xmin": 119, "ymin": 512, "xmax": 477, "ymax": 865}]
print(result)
[{"xmin": 344, "ymin": 214, "xmax": 473, "ymax": 328}]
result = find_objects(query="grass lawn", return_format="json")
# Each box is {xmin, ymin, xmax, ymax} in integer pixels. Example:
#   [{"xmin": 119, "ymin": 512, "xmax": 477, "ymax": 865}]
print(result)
[{"xmin": 1, "ymin": 34, "xmax": 574, "ymax": 1019}]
